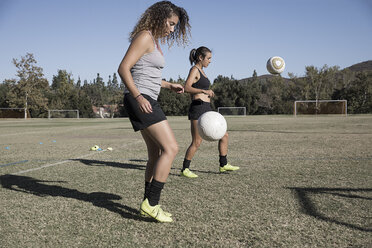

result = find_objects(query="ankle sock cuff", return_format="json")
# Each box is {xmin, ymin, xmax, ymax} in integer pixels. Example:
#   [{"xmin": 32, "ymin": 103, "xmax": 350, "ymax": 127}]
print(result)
[
  {"xmin": 219, "ymin": 155, "xmax": 227, "ymax": 167},
  {"xmin": 182, "ymin": 159, "xmax": 191, "ymax": 171}
]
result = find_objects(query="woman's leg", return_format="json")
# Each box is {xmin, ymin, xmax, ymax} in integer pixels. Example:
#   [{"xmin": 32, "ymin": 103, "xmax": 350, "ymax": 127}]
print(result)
[
  {"xmin": 218, "ymin": 132, "xmax": 229, "ymax": 157},
  {"xmin": 184, "ymin": 120, "xmax": 203, "ymax": 161},
  {"xmin": 141, "ymin": 130, "xmax": 160, "ymax": 183},
  {"xmin": 139, "ymin": 120, "xmax": 178, "ymax": 222},
  {"xmin": 141, "ymin": 120, "xmax": 179, "ymax": 183},
  {"xmin": 140, "ymin": 129, "xmax": 160, "ymax": 200},
  {"xmin": 181, "ymin": 120, "xmax": 202, "ymax": 178},
  {"xmin": 218, "ymin": 131, "xmax": 240, "ymax": 172}
]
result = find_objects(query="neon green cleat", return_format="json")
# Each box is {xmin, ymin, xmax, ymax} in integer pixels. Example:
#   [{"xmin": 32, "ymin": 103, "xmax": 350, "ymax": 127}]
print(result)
[
  {"xmin": 180, "ymin": 168, "xmax": 198, "ymax": 178},
  {"xmin": 140, "ymin": 202, "xmax": 172, "ymax": 218},
  {"xmin": 140, "ymin": 198, "xmax": 173, "ymax": 223},
  {"xmin": 140, "ymin": 209, "xmax": 172, "ymax": 217},
  {"xmin": 219, "ymin": 163, "xmax": 240, "ymax": 173}
]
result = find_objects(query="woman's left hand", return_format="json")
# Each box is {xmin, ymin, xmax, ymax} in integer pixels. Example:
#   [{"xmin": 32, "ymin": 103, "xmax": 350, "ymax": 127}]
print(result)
[{"xmin": 170, "ymin": 83, "xmax": 184, "ymax": 94}]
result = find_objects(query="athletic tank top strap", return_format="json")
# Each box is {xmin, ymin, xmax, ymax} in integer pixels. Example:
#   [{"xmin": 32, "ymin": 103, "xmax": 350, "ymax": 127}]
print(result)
[
  {"xmin": 147, "ymin": 30, "xmax": 163, "ymax": 55},
  {"xmin": 124, "ymin": 30, "xmax": 165, "ymax": 100}
]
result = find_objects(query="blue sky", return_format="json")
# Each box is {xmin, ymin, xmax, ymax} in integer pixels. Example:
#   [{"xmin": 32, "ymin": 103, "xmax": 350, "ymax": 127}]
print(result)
[{"xmin": 1, "ymin": 0, "xmax": 371, "ymax": 84}]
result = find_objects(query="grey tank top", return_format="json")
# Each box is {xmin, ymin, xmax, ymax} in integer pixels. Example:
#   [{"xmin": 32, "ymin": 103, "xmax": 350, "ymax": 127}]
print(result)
[{"xmin": 124, "ymin": 32, "xmax": 165, "ymax": 100}]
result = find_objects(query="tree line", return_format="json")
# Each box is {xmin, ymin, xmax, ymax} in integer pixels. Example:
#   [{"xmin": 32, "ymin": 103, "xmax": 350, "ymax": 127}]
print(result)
[{"xmin": 0, "ymin": 53, "xmax": 371, "ymax": 118}]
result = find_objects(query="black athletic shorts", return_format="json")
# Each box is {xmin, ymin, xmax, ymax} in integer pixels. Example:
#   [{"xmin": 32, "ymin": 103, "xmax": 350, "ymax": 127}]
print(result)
[
  {"xmin": 188, "ymin": 99, "xmax": 212, "ymax": 120},
  {"xmin": 124, "ymin": 93, "xmax": 167, "ymax": 131}
]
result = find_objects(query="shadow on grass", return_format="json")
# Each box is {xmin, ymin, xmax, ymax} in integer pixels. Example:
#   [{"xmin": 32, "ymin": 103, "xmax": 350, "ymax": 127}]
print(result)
[
  {"xmin": 76, "ymin": 158, "xmax": 182, "ymax": 177},
  {"xmin": 185, "ymin": 169, "xmax": 221, "ymax": 175},
  {"xmin": 74, "ymin": 159, "xmax": 146, "ymax": 171},
  {"xmin": 0, "ymin": 174, "xmax": 155, "ymax": 223},
  {"xmin": 287, "ymin": 187, "xmax": 372, "ymax": 232},
  {"xmin": 129, "ymin": 159, "xmax": 148, "ymax": 163}
]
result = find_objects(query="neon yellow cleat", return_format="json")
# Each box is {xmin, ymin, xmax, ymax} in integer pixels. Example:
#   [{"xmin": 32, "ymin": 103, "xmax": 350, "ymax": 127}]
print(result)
[
  {"xmin": 140, "ymin": 209, "xmax": 172, "ymax": 217},
  {"xmin": 180, "ymin": 168, "xmax": 198, "ymax": 178},
  {"xmin": 140, "ymin": 198, "xmax": 173, "ymax": 223},
  {"xmin": 219, "ymin": 163, "xmax": 240, "ymax": 173}
]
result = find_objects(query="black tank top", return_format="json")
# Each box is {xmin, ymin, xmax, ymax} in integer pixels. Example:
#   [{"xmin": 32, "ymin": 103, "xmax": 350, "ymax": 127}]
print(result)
[{"xmin": 192, "ymin": 67, "xmax": 210, "ymax": 90}]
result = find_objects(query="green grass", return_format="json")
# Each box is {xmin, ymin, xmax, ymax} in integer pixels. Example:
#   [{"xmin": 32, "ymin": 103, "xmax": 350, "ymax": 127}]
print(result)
[{"xmin": 0, "ymin": 115, "xmax": 371, "ymax": 247}]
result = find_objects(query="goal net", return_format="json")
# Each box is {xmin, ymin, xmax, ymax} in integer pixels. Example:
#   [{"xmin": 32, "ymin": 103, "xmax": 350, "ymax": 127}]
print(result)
[
  {"xmin": 0, "ymin": 108, "xmax": 29, "ymax": 119},
  {"xmin": 294, "ymin": 100, "xmax": 347, "ymax": 116},
  {"xmin": 217, "ymin": 107, "xmax": 246, "ymax": 116},
  {"xmin": 48, "ymin": 110, "xmax": 79, "ymax": 119}
]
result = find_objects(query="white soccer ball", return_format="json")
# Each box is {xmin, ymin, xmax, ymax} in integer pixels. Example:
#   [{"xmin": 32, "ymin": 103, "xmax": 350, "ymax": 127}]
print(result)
[
  {"xmin": 197, "ymin": 111, "xmax": 227, "ymax": 141},
  {"xmin": 266, "ymin": 56, "xmax": 285, "ymax": 74}
]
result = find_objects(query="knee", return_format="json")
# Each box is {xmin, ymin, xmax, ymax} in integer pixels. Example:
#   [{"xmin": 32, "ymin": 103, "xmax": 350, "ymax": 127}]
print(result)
[
  {"xmin": 222, "ymin": 132, "xmax": 229, "ymax": 141},
  {"xmin": 165, "ymin": 142, "xmax": 179, "ymax": 157},
  {"xmin": 192, "ymin": 139, "xmax": 202, "ymax": 149},
  {"xmin": 148, "ymin": 150, "xmax": 160, "ymax": 164}
]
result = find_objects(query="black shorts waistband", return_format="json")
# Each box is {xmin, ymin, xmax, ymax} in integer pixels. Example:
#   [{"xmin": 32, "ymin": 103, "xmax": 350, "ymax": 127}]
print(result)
[{"xmin": 191, "ymin": 99, "xmax": 210, "ymax": 105}]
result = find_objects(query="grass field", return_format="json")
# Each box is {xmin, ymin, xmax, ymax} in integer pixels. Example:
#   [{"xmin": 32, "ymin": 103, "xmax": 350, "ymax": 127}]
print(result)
[{"xmin": 0, "ymin": 115, "xmax": 371, "ymax": 247}]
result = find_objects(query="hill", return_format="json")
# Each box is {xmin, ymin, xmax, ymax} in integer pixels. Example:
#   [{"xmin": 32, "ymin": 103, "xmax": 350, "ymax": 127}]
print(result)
[
  {"xmin": 239, "ymin": 74, "xmax": 291, "ymax": 84},
  {"xmin": 343, "ymin": 60, "xmax": 372, "ymax": 72},
  {"xmin": 239, "ymin": 60, "xmax": 372, "ymax": 83}
]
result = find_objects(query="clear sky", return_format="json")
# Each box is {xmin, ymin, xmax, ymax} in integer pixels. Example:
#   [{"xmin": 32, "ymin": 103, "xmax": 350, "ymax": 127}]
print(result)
[{"xmin": 1, "ymin": 0, "xmax": 371, "ymax": 84}]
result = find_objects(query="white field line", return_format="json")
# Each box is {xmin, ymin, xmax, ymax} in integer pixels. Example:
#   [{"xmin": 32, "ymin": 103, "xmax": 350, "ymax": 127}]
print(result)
[
  {"xmin": 0, "ymin": 124, "xmax": 118, "ymax": 137},
  {"xmin": 12, "ymin": 140, "xmax": 143, "ymax": 175},
  {"xmin": 12, "ymin": 152, "xmax": 97, "ymax": 175}
]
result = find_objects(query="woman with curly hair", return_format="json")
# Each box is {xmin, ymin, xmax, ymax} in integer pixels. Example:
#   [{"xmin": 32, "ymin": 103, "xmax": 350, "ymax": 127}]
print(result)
[{"xmin": 118, "ymin": 1, "xmax": 190, "ymax": 223}]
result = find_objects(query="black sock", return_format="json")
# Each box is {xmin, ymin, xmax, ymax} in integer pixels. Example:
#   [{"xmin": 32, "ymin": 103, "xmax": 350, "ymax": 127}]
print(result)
[
  {"xmin": 182, "ymin": 159, "xmax": 191, "ymax": 171},
  {"xmin": 219, "ymin": 155, "xmax": 227, "ymax": 167},
  {"xmin": 144, "ymin": 181, "xmax": 151, "ymax": 200},
  {"xmin": 148, "ymin": 179, "xmax": 164, "ymax": 206}
]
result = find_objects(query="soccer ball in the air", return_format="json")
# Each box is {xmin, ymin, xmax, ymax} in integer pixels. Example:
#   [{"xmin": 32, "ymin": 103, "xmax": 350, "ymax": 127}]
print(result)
[
  {"xmin": 266, "ymin": 56, "xmax": 285, "ymax": 74},
  {"xmin": 197, "ymin": 111, "xmax": 227, "ymax": 141}
]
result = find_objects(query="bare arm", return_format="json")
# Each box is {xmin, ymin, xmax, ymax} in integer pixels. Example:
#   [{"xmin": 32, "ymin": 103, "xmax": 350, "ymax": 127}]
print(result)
[
  {"xmin": 161, "ymin": 80, "xmax": 184, "ymax": 94},
  {"xmin": 117, "ymin": 31, "xmax": 154, "ymax": 113}
]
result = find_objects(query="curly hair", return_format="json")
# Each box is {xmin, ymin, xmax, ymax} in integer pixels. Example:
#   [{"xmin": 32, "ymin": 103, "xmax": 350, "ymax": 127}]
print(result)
[{"xmin": 129, "ymin": 1, "xmax": 191, "ymax": 47}]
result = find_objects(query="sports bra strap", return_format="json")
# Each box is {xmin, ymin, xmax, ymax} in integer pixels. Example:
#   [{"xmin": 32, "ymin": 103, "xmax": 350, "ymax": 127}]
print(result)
[{"xmin": 194, "ymin": 66, "xmax": 206, "ymax": 78}]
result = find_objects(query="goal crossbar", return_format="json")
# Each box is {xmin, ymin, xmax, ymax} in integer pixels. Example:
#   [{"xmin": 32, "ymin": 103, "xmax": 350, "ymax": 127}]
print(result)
[
  {"xmin": 0, "ymin": 108, "xmax": 28, "ymax": 119},
  {"xmin": 294, "ymin": 100, "xmax": 347, "ymax": 116},
  {"xmin": 48, "ymin": 110, "xmax": 79, "ymax": 119}
]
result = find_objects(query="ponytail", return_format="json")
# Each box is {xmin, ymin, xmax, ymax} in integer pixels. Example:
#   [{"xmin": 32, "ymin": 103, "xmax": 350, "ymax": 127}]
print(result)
[
  {"xmin": 188, "ymin": 46, "xmax": 212, "ymax": 65},
  {"xmin": 189, "ymin": 49, "xmax": 197, "ymax": 65}
]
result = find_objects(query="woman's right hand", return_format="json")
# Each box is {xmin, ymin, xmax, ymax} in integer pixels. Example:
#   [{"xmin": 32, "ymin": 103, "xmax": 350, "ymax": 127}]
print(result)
[
  {"xmin": 136, "ymin": 95, "xmax": 153, "ymax": 113},
  {"xmin": 203, "ymin": 89, "xmax": 215, "ymax": 98}
]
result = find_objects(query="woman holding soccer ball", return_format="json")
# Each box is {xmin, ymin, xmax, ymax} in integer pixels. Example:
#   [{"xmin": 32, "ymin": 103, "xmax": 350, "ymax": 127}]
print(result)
[
  {"xmin": 181, "ymin": 46, "xmax": 240, "ymax": 178},
  {"xmin": 117, "ymin": 1, "xmax": 190, "ymax": 222}
]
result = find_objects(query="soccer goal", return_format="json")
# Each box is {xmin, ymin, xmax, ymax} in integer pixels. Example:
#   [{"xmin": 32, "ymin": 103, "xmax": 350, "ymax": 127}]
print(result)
[
  {"xmin": 217, "ymin": 107, "xmax": 246, "ymax": 116},
  {"xmin": 294, "ymin": 100, "xmax": 347, "ymax": 116},
  {"xmin": 48, "ymin": 110, "xmax": 79, "ymax": 119},
  {"xmin": 0, "ymin": 108, "xmax": 29, "ymax": 119}
]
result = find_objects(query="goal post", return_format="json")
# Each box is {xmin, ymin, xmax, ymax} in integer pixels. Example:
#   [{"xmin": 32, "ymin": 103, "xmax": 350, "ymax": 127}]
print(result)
[
  {"xmin": 0, "ymin": 108, "xmax": 29, "ymax": 119},
  {"xmin": 48, "ymin": 110, "xmax": 79, "ymax": 119},
  {"xmin": 217, "ymin": 107, "xmax": 246, "ymax": 116},
  {"xmin": 294, "ymin": 100, "xmax": 347, "ymax": 116}
]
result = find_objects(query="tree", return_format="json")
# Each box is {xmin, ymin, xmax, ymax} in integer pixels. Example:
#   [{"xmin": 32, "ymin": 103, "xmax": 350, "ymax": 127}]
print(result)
[
  {"xmin": 158, "ymin": 77, "xmax": 190, "ymax": 115},
  {"xmin": 0, "ymin": 80, "xmax": 13, "ymax": 107},
  {"xmin": 104, "ymin": 73, "xmax": 123, "ymax": 117},
  {"xmin": 49, "ymin": 70, "xmax": 75, "ymax": 110},
  {"xmin": 304, "ymin": 65, "xmax": 339, "ymax": 113},
  {"xmin": 252, "ymin": 70, "xmax": 258, "ymax": 79},
  {"xmin": 85, "ymin": 73, "xmax": 105, "ymax": 107},
  {"xmin": 333, "ymin": 71, "xmax": 372, "ymax": 114},
  {"xmin": 305, "ymin": 65, "xmax": 339, "ymax": 100},
  {"xmin": 6, "ymin": 53, "xmax": 49, "ymax": 117}
]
